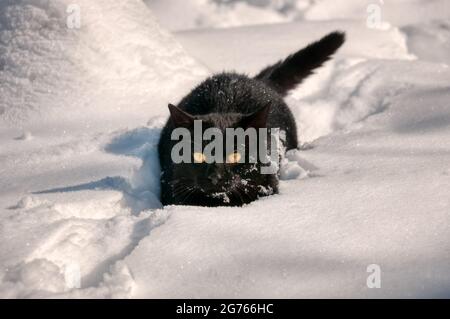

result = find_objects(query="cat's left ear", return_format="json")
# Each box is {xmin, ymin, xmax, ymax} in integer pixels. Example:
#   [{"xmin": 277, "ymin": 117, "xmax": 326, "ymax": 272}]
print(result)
[
  {"xmin": 168, "ymin": 103, "xmax": 194, "ymax": 127},
  {"xmin": 240, "ymin": 104, "xmax": 271, "ymax": 129}
]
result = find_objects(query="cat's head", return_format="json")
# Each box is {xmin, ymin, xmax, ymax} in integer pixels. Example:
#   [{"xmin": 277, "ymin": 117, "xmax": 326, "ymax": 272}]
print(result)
[{"xmin": 167, "ymin": 103, "xmax": 276, "ymax": 206}]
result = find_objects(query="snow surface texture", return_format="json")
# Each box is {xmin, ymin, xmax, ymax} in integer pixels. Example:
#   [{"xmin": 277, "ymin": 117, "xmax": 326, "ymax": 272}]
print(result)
[{"xmin": 1, "ymin": 0, "xmax": 449, "ymax": 298}]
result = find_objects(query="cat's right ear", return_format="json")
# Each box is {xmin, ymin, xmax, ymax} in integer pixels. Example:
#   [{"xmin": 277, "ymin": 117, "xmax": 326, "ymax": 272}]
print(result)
[
  {"xmin": 168, "ymin": 104, "xmax": 194, "ymax": 127},
  {"xmin": 240, "ymin": 104, "xmax": 271, "ymax": 129}
]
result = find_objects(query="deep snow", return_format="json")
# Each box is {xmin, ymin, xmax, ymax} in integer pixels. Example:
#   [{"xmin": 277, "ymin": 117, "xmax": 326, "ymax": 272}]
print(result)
[{"xmin": 0, "ymin": 0, "xmax": 449, "ymax": 298}]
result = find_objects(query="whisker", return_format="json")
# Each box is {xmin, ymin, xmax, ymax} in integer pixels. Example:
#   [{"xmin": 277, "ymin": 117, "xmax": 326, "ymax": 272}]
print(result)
[
  {"xmin": 172, "ymin": 186, "xmax": 195, "ymax": 196},
  {"xmin": 179, "ymin": 188, "xmax": 197, "ymax": 205}
]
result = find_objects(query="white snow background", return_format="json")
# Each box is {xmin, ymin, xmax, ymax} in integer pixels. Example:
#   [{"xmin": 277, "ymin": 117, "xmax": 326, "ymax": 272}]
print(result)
[{"xmin": 0, "ymin": 0, "xmax": 449, "ymax": 298}]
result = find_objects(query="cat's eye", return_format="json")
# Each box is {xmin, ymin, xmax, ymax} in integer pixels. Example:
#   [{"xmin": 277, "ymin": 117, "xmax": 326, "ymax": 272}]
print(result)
[
  {"xmin": 193, "ymin": 152, "xmax": 206, "ymax": 163},
  {"xmin": 227, "ymin": 152, "xmax": 242, "ymax": 164}
]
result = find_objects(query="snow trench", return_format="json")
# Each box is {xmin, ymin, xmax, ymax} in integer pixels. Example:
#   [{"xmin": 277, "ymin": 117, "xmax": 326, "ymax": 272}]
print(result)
[{"xmin": 1, "ymin": 0, "xmax": 449, "ymax": 298}]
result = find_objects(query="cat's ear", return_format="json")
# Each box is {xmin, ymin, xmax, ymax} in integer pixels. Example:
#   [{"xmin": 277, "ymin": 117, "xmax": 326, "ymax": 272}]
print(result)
[
  {"xmin": 254, "ymin": 31, "xmax": 345, "ymax": 96},
  {"xmin": 168, "ymin": 103, "xmax": 194, "ymax": 127},
  {"xmin": 241, "ymin": 104, "xmax": 271, "ymax": 129}
]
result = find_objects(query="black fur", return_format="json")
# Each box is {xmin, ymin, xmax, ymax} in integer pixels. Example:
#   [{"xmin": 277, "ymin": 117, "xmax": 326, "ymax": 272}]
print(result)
[
  {"xmin": 158, "ymin": 31, "xmax": 345, "ymax": 206},
  {"xmin": 255, "ymin": 31, "xmax": 345, "ymax": 96}
]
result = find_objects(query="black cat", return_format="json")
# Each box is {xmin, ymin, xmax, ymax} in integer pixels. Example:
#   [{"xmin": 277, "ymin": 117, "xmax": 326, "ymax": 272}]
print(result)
[{"xmin": 158, "ymin": 31, "xmax": 345, "ymax": 206}]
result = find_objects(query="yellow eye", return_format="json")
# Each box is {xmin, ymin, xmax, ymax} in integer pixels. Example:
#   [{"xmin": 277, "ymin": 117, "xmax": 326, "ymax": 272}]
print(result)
[
  {"xmin": 193, "ymin": 152, "xmax": 206, "ymax": 163},
  {"xmin": 227, "ymin": 152, "xmax": 241, "ymax": 164}
]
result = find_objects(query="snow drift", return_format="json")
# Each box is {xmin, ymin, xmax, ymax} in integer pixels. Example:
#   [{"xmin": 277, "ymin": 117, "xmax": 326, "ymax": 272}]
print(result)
[
  {"xmin": 1, "ymin": 0, "xmax": 449, "ymax": 298},
  {"xmin": 0, "ymin": 0, "xmax": 205, "ymax": 298},
  {"xmin": 0, "ymin": 0, "xmax": 205, "ymax": 126}
]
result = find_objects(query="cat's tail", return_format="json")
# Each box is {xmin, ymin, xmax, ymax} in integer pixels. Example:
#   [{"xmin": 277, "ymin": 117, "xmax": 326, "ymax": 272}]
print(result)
[{"xmin": 254, "ymin": 31, "xmax": 345, "ymax": 96}]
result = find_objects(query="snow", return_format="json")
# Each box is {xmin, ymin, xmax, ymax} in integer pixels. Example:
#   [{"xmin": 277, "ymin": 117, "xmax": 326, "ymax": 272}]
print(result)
[
  {"xmin": 125, "ymin": 59, "xmax": 450, "ymax": 298},
  {"xmin": 0, "ymin": 0, "xmax": 204, "ymax": 298},
  {"xmin": 144, "ymin": 0, "xmax": 296, "ymax": 31},
  {"xmin": 1, "ymin": 0, "xmax": 449, "ymax": 298}
]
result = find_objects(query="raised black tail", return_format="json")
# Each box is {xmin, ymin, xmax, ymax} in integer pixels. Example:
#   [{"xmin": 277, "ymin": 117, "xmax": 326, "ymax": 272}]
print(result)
[{"xmin": 255, "ymin": 31, "xmax": 345, "ymax": 96}]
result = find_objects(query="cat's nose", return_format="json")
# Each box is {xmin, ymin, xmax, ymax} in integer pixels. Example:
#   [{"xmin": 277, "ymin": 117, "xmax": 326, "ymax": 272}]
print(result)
[
  {"xmin": 208, "ymin": 173, "xmax": 221, "ymax": 185},
  {"xmin": 207, "ymin": 164, "xmax": 225, "ymax": 185}
]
